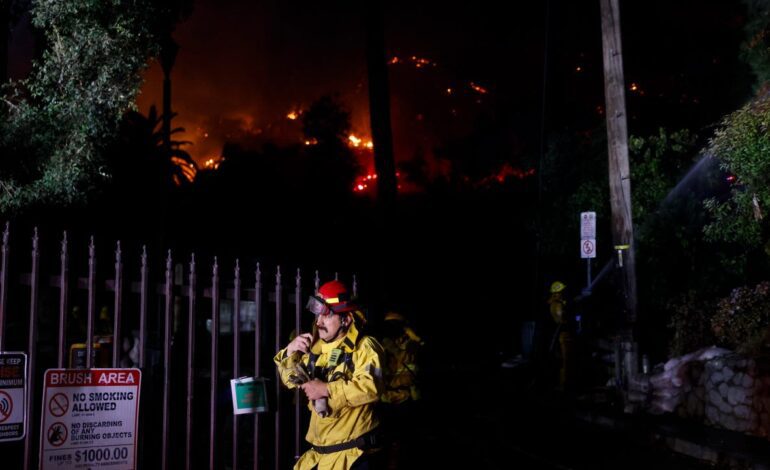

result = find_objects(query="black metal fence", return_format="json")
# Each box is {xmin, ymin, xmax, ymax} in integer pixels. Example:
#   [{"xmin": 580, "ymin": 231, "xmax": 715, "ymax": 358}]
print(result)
[{"xmin": 0, "ymin": 223, "xmax": 357, "ymax": 469}]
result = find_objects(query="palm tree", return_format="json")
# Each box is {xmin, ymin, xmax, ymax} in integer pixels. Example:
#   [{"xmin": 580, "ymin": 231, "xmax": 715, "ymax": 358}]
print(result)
[{"xmin": 115, "ymin": 104, "xmax": 197, "ymax": 188}]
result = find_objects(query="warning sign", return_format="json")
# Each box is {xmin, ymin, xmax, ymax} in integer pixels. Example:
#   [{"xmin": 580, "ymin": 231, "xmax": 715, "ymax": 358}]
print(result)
[
  {"xmin": 47, "ymin": 422, "xmax": 68, "ymax": 447},
  {"xmin": 581, "ymin": 239, "xmax": 597, "ymax": 259},
  {"xmin": 580, "ymin": 211, "xmax": 596, "ymax": 239},
  {"xmin": 39, "ymin": 369, "xmax": 141, "ymax": 470},
  {"xmin": 0, "ymin": 351, "xmax": 27, "ymax": 442},
  {"xmin": 0, "ymin": 390, "xmax": 13, "ymax": 423},
  {"xmin": 49, "ymin": 393, "xmax": 69, "ymax": 417}
]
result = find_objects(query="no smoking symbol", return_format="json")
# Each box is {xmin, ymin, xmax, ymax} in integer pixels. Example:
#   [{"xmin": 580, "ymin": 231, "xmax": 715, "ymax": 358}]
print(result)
[
  {"xmin": 49, "ymin": 393, "xmax": 69, "ymax": 418},
  {"xmin": 583, "ymin": 240, "xmax": 594, "ymax": 254}
]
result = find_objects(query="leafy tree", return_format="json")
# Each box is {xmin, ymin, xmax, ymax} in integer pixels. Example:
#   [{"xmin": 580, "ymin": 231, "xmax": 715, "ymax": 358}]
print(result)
[
  {"xmin": 301, "ymin": 95, "xmax": 359, "ymax": 202},
  {"xmin": 740, "ymin": 0, "xmax": 770, "ymax": 89},
  {"xmin": 0, "ymin": 0, "xmax": 188, "ymax": 214},
  {"xmin": 704, "ymin": 89, "xmax": 770, "ymax": 250}
]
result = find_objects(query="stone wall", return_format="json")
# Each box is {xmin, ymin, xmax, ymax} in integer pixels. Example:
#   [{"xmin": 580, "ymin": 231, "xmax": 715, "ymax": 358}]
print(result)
[
  {"xmin": 702, "ymin": 354, "xmax": 770, "ymax": 437},
  {"xmin": 636, "ymin": 347, "xmax": 770, "ymax": 440}
]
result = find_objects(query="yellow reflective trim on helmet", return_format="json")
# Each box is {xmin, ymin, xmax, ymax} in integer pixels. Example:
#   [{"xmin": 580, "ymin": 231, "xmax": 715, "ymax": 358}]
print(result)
[{"xmin": 384, "ymin": 311, "xmax": 405, "ymax": 322}]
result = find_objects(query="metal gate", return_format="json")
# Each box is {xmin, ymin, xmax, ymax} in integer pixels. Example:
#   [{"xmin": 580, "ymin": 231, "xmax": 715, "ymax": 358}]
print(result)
[{"xmin": 0, "ymin": 223, "xmax": 358, "ymax": 469}]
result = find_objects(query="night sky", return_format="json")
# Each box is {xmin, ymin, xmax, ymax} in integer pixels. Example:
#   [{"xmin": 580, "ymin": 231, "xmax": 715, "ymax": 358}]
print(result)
[
  {"xmin": 7, "ymin": 1, "xmax": 749, "ymax": 180},
  {"xmin": 131, "ymin": 0, "xmax": 750, "ymax": 188},
  {"xmin": 136, "ymin": 0, "xmax": 551, "ymax": 177}
]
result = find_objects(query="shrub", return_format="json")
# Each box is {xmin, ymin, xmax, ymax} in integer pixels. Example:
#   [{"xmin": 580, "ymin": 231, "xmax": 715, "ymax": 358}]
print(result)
[
  {"xmin": 711, "ymin": 281, "xmax": 770, "ymax": 354},
  {"xmin": 667, "ymin": 291, "xmax": 716, "ymax": 357}
]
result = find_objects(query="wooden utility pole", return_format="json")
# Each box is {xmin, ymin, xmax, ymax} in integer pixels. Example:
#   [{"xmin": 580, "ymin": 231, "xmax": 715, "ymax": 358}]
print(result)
[{"xmin": 600, "ymin": 0, "xmax": 637, "ymax": 326}]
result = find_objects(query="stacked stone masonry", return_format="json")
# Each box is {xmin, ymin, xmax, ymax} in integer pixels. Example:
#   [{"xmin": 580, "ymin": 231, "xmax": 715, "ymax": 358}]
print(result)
[{"xmin": 641, "ymin": 347, "xmax": 770, "ymax": 440}]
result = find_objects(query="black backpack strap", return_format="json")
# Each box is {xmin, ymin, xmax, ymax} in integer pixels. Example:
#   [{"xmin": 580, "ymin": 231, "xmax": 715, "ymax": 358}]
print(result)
[{"xmin": 308, "ymin": 353, "xmax": 320, "ymax": 379}]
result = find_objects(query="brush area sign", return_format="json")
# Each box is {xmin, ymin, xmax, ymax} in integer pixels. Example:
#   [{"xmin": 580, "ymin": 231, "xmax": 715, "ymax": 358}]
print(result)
[{"xmin": 39, "ymin": 369, "xmax": 141, "ymax": 470}]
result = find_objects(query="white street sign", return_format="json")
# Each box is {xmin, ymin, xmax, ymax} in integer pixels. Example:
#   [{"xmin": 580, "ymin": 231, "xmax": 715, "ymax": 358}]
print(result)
[
  {"xmin": 39, "ymin": 369, "xmax": 141, "ymax": 470},
  {"xmin": 580, "ymin": 212, "xmax": 596, "ymax": 239},
  {"xmin": 581, "ymin": 239, "xmax": 597, "ymax": 259}
]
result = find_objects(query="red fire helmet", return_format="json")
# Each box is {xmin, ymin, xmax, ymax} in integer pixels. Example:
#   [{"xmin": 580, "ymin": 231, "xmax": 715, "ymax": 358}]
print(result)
[{"xmin": 307, "ymin": 280, "xmax": 357, "ymax": 316}]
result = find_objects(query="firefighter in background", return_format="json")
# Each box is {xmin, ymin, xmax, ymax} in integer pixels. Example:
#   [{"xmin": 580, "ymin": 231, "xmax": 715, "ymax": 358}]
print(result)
[
  {"xmin": 275, "ymin": 280, "xmax": 385, "ymax": 470},
  {"xmin": 379, "ymin": 311, "xmax": 423, "ymax": 470},
  {"xmin": 380, "ymin": 311, "xmax": 423, "ymax": 405},
  {"xmin": 548, "ymin": 281, "xmax": 575, "ymax": 391}
]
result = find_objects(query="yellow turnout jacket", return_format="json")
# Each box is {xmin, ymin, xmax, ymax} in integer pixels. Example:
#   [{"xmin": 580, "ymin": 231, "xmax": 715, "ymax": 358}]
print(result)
[
  {"xmin": 274, "ymin": 322, "xmax": 384, "ymax": 470},
  {"xmin": 381, "ymin": 327, "xmax": 422, "ymax": 404}
]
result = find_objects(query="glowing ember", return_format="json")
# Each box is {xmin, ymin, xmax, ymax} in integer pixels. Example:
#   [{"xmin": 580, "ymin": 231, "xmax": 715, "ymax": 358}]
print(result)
[
  {"xmin": 304, "ymin": 138, "xmax": 318, "ymax": 146},
  {"xmin": 470, "ymin": 82, "xmax": 488, "ymax": 94},
  {"xmin": 475, "ymin": 163, "xmax": 535, "ymax": 187},
  {"xmin": 204, "ymin": 157, "xmax": 223, "ymax": 170},
  {"xmin": 353, "ymin": 171, "xmax": 404, "ymax": 194},
  {"xmin": 630, "ymin": 82, "xmax": 639, "ymax": 91},
  {"xmin": 388, "ymin": 55, "xmax": 436, "ymax": 69},
  {"xmin": 287, "ymin": 111, "xmax": 299, "ymax": 120}
]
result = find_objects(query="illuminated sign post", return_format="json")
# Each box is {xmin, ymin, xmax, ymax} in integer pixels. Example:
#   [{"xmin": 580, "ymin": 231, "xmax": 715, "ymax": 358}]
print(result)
[{"xmin": 39, "ymin": 369, "xmax": 141, "ymax": 470}]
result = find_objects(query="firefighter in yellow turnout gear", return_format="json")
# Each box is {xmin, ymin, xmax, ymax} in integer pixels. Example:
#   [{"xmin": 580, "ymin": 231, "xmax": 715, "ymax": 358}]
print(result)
[
  {"xmin": 548, "ymin": 281, "xmax": 574, "ymax": 391},
  {"xmin": 275, "ymin": 280, "xmax": 385, "ymax": 470},
  {"xmin": 380, "ymin": 312, "xmax": 423, "ymax": 404},
  {"xmin": 379, "ymin": 311, "xmax": 423, "ymax": 470}
]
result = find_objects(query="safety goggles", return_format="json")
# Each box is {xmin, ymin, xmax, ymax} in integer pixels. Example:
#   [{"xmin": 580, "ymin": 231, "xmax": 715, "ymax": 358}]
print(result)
[{"xmin": 306, "ymin": 295, "xmax": 334, "ymax": 317}]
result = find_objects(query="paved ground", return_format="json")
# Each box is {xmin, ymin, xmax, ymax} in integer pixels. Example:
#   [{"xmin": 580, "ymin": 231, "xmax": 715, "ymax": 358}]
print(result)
[{"xmin": 398, "ymin": 361, "xmax": 718, "ymax": 470}]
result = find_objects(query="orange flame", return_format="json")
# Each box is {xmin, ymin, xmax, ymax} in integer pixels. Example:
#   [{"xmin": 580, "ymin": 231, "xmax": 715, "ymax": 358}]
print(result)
[
  {"xmin": 348, "ymin": 134, "xmax": 374, "ymax": 150},
  {"xmin": 203, "ymin": 157, "xmax": 223, "ymax": 170}
]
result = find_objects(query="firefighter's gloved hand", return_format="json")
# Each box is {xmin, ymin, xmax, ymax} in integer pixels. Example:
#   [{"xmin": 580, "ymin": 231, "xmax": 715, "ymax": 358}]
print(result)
[
  {"xmin": 314, "ymin": 398, "xmax": 330, "ymax": 417},
  {"xmin": 293, "ymin": 363, "xmax": 311, "ymax": 383},
  {"xmin": 302, "ymin": 378, "xmax": 330, "ymax": 417}
]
